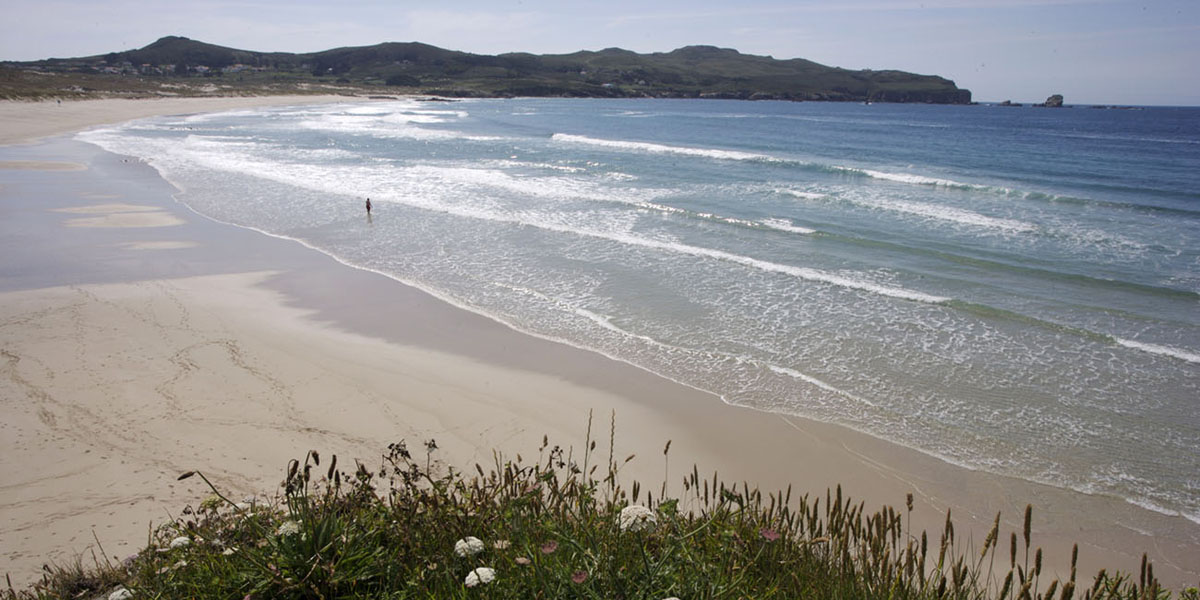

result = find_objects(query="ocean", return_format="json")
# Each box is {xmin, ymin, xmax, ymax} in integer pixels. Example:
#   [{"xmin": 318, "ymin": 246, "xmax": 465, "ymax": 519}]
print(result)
[{"xmin": 77, "ymin": 98, "xmax": 1200, "ymax": 525}]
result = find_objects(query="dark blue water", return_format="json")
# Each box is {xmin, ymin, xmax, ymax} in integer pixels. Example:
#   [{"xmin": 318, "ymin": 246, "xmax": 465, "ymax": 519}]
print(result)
[{"xmin": 79, "ymin": 98, "xmax": 1200, "ymax": 523}]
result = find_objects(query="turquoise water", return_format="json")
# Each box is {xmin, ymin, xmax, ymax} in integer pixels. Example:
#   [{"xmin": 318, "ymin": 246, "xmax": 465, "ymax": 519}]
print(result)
[{"xmin": 78, "ymin": 98, "xmax": 1200, "ymax": 523}]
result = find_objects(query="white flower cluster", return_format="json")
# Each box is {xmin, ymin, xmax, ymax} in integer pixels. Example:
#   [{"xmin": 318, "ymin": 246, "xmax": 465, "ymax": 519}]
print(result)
[
  {"xmin": 276, "ymin": 520, "xmax": 301, "ymax": 537},
  {"xmin": 108, "ymin": 588, "xmax": 133, "ymax": 600},
  {"xmin": 451, "ymin": 538, "xmax": 495, "ymax": 587},
  {"xmin": 464, "ymin": 566, "xmax": 496, "ymax": 587},
  {"xmin": 454, "ymin": 536, "xmax": 485, "ymax": 557},
  {"xmin": 618, "ymin": 504, "xmax": 658, "ymax": 532},
  {"xmin": 168, "ymin": 536, "xmax": 191, "ymax": 549}
]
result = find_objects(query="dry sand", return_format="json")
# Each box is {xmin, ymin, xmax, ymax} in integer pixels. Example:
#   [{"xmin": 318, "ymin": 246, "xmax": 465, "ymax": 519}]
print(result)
[
  {"xmin": 0, "ymin": 270, "xmax": 690, "ymax": 576},
  {"xmin": 1, "ymin": 98, "xmax": 1197, "ymax": 590}
]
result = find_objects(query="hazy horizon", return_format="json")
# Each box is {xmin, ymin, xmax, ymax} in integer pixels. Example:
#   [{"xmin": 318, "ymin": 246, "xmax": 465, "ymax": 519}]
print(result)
[{"xmin": 2, "ymin": 0, "xmax": 1197, "ymax": 106}]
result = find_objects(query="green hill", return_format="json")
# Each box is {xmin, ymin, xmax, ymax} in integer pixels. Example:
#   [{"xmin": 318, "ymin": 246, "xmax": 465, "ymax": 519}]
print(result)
[{"xmin": 3, "ymin": 36, "xmax": 971, "ymax": 103}]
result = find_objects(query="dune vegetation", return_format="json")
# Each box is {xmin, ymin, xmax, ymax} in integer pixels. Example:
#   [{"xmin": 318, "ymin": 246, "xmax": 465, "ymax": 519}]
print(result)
[{"xmin": 5, "ymin": 415, "xmax": 1193, "ymax": 600}]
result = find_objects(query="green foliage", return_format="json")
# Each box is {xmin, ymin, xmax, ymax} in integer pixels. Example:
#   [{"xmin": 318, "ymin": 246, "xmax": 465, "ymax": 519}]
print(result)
[
  {"xmin": 385, "ymin": 74, "xmax": 420, "ymax": 87},
  {"xmin": 5, "ymin": 419, "xmax": 1189, "ymax": 599}
]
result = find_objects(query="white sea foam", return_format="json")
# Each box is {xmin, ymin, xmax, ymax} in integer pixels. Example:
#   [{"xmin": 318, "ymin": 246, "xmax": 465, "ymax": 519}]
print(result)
[
  {"xmin": 1115, "ymin": 338, "xmax": 1200, "ymax": 364},
  {"xmin": 779, "ymin": 189, "xmax": 826, "ymax": 200},
  {"xmin": 181, "ymin": 135, "xmax": 261, "ymax": 151},
  {"xmin": 297, "ymin": 115, "xmax": 460, "ymax": 140},
  {"xmin": 765, "ymin": 364, "xmax": 877, "ymax": 407},
  {"xmin": 1072, "ymin": 473, "xmax": 1200, "ymax": 526},
  {"xmin": 760, "ymin": 218, "xmax": 816, "ymax": 234},
  {"xmin": 284, "ymin": 147, "xmax": 359, "ymax": 160},
  {"xmin": 694, "ymin": 211, "xmax": 760, "ymax": 228},
  {"xmin": 593, "ymin": 233, "xmax": 948, "ymax": 304},
  {"xmin": 1123, "ymin": 497, "xmax": 1200, "ymax": 526},
  {"xmin": 631, "ymin": 199, "xmax": 748, "ymax": 226},
  {"xmin": 573, "ymin": 307, "xmax": 660, "ymax": 345},
  {"xmin": 381, "ymin": 110, "xmax": 466, "ymax": 124},
  {"xmin": 295, "ymin": 107, "xmax": 496, "ymax": 141},
  {"xmin": 613, "ymin": 199, "xmax": 809, "ymax": 234},
  {"xmin": 137, "ymin": 139, "xmax": 946, "ymax": 305},
  {"xmin": 633, "ymin": 201, "xmax": 689, "ymax": 216},
  {"xmin": 789, "ymin": 185, "xmax": 1036, "ymax": 233},
  {"xmin": 1050, "ymin": 223, "xmax": 1149, "ymax": 255},
  {"xmin": 401, "ymin": 164, "xmax": 663, "ymax": 205},
  {"xmin": 833, "ymin": 166, "xmax": 1005, "ymax": 193},
  {"xmin": 551, "ymin": 133, "xmax": 775, "ymax": 162},
  {"xmin": 181, "ymin": 109, "xmax": 261, "ymax": 123},
  {"xmin": 391, "ymin": 175, "xmax": 916, "ymax": 303},
  {"xmin": 297, "ymin": 113, "xmax": 475, "ymax": 140},
  {"xmin": 485, "ymin": 159, "xmax": 588, "ymax": 173},
  {"xmin": 341, "ymin": 105, "xmax": 393, "ymax": 115},
  {"xmin": 859, "ymin": 169, "xmax": 966, "ymax": 187},
  {"xmin": 501, "ymin": 285, "xmax": 690, "ymax": 354},
  {"xmin": 862, "ymin": 197, "xmax": 1036, "ymax": 233}
]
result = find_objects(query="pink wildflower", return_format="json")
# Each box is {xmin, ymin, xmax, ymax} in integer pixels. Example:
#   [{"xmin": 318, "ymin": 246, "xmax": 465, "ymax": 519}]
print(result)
[
  {"xmin": 540, "ymin": 540, "xmax": 558, "ymax": 554},
  {"xmin": 572, "ymin": 570, "xmax": 589, "ymax": 584},
  {"xmin": 760, "ymin": 527, "xmax": 781, "ymax": 542}
]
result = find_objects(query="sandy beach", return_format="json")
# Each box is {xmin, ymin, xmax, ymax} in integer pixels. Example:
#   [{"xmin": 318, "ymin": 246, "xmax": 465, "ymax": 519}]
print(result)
[
  {"xmin": 1, "ymin": 98, "xmax": 1197, "ymax": 589},
  {"xmin": 0, "ymin": 96, "xmax": 362, "ymax": 146}
]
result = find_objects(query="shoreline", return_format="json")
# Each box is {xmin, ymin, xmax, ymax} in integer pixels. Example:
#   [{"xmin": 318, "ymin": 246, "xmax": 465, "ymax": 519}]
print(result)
[{"xmin": 1, "ymin": 100, "xmax": 1197, "ymax": 589}]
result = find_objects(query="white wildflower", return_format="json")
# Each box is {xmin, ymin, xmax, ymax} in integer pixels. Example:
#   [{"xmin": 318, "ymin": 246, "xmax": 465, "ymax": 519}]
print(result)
[
  {"xmin": 492, "ymin": 540, "xmax": 511, "ymax": 550},
  {"xmin": 454, "ymin": 536, "xmax": 485, "ymax": 557},
  {"xmin": 464, "ymin": 567, "xmax": 496, "ymax": 587},
  {"xmin": 619, "ymin": 504, "xmax": 657, "ymax": 532},
  {"xmin": 276, "ymin": 520, "xmax": 301, "ymax": 537},
  {"xmin": 233, "ymin": 502, "xmax": 252, "ymax": 512},
  {"xmin": 172, "ymin": 560, "xmax": 188, "ymax": 570},
  {"xmin": 108, "ymin": 587, "xmax": 133, "ymax": 600},
  {"xmin": 168, "ymin": 536, "xmax": 191, "ymax": 549},
  {"xmin": 222, "ymin": 547, "xmax": 237, "ymax": 556}
]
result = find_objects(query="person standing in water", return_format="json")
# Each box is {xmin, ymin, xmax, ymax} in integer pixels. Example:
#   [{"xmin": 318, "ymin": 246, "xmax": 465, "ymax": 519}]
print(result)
[{"xmin": 365, "ymin": 197, "xmax": 372, "ymax": 215}]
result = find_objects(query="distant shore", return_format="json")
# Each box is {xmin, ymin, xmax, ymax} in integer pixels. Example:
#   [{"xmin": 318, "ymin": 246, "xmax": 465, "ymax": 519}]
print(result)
[{"xmin": 0, "ymin": 98, "xmax": 1196, "ymax": 589}]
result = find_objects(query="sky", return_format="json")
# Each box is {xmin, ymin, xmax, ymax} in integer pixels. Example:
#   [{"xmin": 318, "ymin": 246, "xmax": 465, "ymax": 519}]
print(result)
[{"xmin": 1, "ymin": 0, "xmax": 1197, "ymax": 106}]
